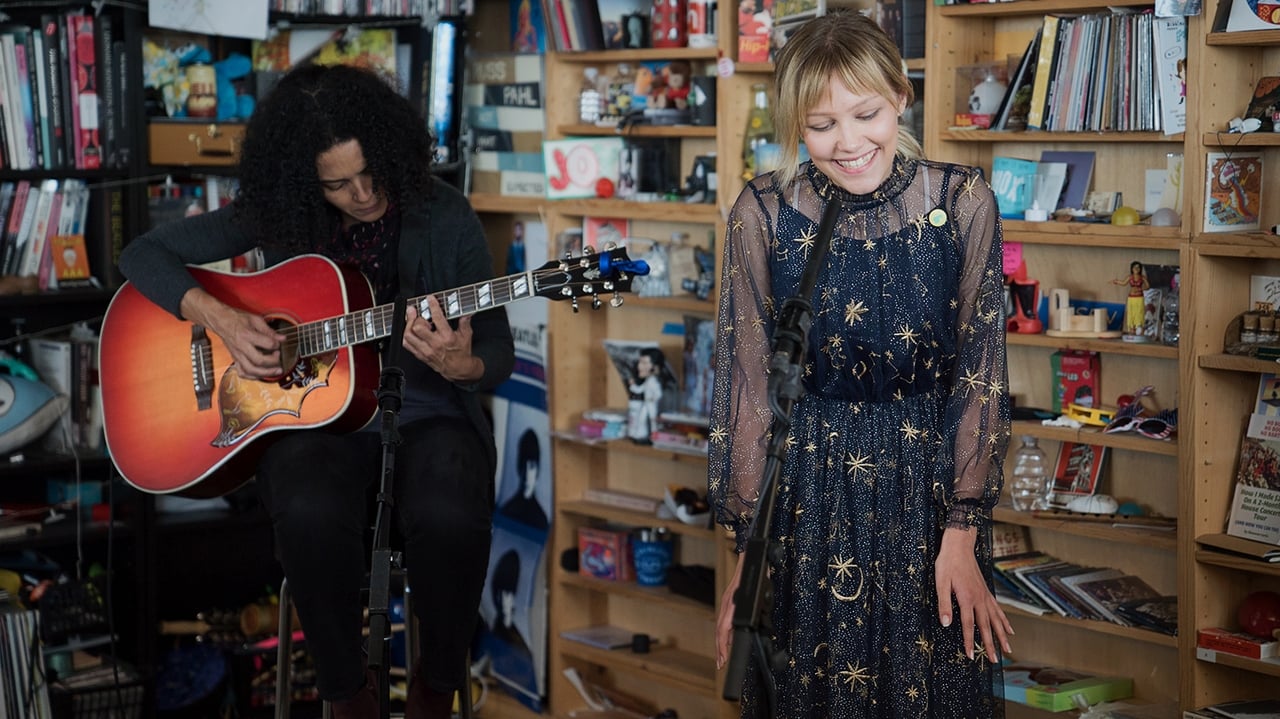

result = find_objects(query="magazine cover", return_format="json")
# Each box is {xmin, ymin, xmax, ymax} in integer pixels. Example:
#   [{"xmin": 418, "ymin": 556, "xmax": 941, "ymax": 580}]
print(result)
[
  {"xmin": 1227, "ymin": 412, "xmax": 1280, "ymax": 545},
  {"xmin": 602, "ymin": 339, "xmax": 681, "ymax": 443},
  {"xmin": 1051, "ymin": 442, "xmax": 1107, "ymax": 504},
  {"xmin": 509, "ymin": 0, "xmax": 547, "ymax": 52},
  {"xmin": 1203, "ymin": 152, "xmax": 1263, "ymax": 232}
]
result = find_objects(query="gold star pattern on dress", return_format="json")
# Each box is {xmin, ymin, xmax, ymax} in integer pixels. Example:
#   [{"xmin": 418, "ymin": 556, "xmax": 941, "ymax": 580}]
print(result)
[
  {"xmin": 844, "ymin": 451, "xmax": 873, "ymax": 477},
  {"xmin": 960, "ymin": 173, "xmax": 981, "ymax": 203},
  {"xmin": 829, "ymin": 554, "xmax": 856, "ymax": 581},
  {"xmin": 909, "ymin": 214, "xmax": 928, "ymax": 242},
  {"xmin": 894, "ymin": 324, "xmax": 920, "ymax": 347},
  {"xmin": 845, "ymin": 299, "xmax": 868, "ymax": 325},
  {"xmin": 838, "ymin": 662, "xmax": 873, "ymax": 692},
  {"xmin": 795, "ymin": 225, "xmax": 817, "ymax": 255},
  {"xmin": 709, "ymin": 426, "xmax": 729, "ymax": 444},
  {"xmin": 959, "ymin": 369, "xmax": 986, "ymax": 393},
  {"xmin": 863, "ymin": 237, "xmax": 876, "ymax": 251},
  {"xmin": 900, "ymin": 419, "xmax": 921, "ymax": 442}
]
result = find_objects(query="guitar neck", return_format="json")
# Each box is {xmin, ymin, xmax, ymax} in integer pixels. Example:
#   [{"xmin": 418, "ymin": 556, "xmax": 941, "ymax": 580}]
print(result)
[{"xmin": 293, "ymin": 271, "xmax": 535, "ymax": 357}]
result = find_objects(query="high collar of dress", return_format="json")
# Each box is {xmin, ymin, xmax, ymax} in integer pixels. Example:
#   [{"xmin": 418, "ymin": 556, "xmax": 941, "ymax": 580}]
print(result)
[{"xmin": 805, "ymin": 155, "xmax": 916, "ymax": 209}]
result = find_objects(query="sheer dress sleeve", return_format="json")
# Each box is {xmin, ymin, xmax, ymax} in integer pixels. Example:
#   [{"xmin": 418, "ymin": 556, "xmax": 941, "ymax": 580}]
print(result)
[
  {"xmin": 707, "ymin": 178, "xmax": 788, "ymax": 551},
  {"xmin": 940, "ymin": 168, "xmax": 1011, "ymax": 530}
]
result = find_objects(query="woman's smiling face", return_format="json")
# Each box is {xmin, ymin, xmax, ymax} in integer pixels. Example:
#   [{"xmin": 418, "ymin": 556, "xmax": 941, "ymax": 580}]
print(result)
[{"xmin": 801, "ymin": 75, "xmax": 905, "ymax": 196}]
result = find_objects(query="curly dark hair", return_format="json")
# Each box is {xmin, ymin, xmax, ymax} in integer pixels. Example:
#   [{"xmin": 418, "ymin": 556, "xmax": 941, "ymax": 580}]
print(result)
[{"xmin": 233, "ymin": 63, "xmax": 434, "ymax": 254}]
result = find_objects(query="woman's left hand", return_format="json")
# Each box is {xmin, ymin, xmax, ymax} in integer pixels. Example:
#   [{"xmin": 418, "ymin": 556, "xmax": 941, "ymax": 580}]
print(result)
[
  {"xmin": 935, "ymin": 526, "xmax": 1013, "ymax": 663},
  {"xmin": 403, "ymin": 295, "xmax": 484, "ymax": 383}
]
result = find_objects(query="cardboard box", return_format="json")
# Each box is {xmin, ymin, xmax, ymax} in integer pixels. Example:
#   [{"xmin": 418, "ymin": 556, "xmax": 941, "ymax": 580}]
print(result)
[
  {"xmin": 1052, "ymin": 350, "xmax": 1101, "ymax": 413},
  {"xmin": 578, "ymin": 526, "xmax": 633, "ymax": 582}
]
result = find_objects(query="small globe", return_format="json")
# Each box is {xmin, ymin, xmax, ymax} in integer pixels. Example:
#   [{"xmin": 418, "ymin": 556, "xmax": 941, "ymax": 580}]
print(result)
[
  {"xmin": 1111, "ymin": 206, "xmax": 1141, "ymax": 226},
  {"xmin": 1237, "ymin": 590, "xmax": 1280, "ymax": 638}
]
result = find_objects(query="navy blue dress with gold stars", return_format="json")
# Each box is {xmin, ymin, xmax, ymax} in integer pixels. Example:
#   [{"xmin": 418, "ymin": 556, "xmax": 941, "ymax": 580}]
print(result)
[{"xmin": 708, "ymin": 157, "xmax": 1010, "ymax": 718}]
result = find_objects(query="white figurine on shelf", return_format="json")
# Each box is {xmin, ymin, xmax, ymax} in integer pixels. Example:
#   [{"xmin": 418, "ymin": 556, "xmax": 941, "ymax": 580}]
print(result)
[{"xmin": 626, "ymin": 348, "xmax": 666, "ymax": 444}]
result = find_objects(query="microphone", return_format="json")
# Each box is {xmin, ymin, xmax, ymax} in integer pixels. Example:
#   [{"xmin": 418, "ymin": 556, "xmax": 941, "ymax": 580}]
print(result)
[{"xmin": 767, "ymin": 200, "xmax": 841, "ymax": 403}]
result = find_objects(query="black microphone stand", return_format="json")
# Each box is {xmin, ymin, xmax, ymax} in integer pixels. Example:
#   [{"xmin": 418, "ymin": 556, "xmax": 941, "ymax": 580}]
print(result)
[
  {"xmin": 723, "ymin": 200, "xmax": 841, "ymax": 711},
  {"xmin": 368, "ymin": 296, "xmax": 407, "ymax": 719}
]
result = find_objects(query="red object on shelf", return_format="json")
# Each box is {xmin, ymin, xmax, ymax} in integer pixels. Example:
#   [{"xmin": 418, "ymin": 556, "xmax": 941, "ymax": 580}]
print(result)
[{"xmin": 1237, "ymin": 590, "xmax": 1280, "ymax": 639}]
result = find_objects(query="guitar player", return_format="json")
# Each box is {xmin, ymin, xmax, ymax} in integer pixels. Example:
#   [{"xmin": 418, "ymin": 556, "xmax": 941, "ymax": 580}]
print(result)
[{"xmin": 117, "ymin": 64, "xmax": 515, "ymax": 719}]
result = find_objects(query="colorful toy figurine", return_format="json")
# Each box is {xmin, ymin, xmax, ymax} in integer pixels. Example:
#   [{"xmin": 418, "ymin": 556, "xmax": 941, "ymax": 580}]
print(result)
[{"xmin": 1113, "ymin": 260, "xmax": 1150, "ymax": 341}]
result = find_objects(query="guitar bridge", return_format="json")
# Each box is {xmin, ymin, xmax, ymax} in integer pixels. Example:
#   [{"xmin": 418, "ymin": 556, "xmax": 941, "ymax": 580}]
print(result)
[{"xmin": 191, "ymin": 326, "xmax": 214, "ymax": 411}]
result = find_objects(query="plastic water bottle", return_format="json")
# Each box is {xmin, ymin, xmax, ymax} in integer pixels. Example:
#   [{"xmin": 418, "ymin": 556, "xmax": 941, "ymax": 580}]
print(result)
[{"xmin": 1010, "ymin": 435, "xmax": 1052, "ymax": 511}]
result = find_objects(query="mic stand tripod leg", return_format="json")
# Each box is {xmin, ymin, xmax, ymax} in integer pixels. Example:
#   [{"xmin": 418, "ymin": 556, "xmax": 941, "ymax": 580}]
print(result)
[{"xmin": 367, "ymin": 296, "xmax": 407, "ymax": 719}]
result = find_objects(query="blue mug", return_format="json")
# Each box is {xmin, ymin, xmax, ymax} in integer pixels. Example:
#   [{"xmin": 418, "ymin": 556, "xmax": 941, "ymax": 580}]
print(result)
[{"xmin": 633, "ymin": 529, "xmax": 674, "ymax": 586}]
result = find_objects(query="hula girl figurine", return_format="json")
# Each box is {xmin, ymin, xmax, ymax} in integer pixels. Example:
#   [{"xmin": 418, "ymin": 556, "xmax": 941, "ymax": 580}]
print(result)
[{"xmin": 1113, "ymin": 261, "xmax": 1150, "ymax": 341}]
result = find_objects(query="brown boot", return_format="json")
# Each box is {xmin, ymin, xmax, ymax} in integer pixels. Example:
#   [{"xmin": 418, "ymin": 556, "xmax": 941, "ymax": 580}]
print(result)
[
  {"xmin": 405, "ymin": 666, "xmax": 455, "ymax": 719},
  {"xmin": 329, "ymin": 669, "xmax": 379, "ymax": 719}
]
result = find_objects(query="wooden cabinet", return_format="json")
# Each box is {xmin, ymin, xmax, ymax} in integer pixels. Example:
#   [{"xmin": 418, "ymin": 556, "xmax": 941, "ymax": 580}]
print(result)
[
  {"xmin": 1182, "ymin": 15, "xmax": 1280, "ymax": 710},
  {"xmin": 927, "ymin": 0, "xmax": 1280, "ymax": 712}
]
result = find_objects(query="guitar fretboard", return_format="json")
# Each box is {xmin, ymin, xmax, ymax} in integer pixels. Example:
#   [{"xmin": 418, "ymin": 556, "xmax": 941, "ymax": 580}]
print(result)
[{"xmin": 292, "ymin": 271, "xmax": 536, "ymax": 357}]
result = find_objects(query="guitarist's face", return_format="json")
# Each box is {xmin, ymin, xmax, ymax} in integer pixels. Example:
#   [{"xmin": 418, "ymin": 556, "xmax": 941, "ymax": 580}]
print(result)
[{"xmin": 317, "ymin": 139, "xmax": 389, "ymax": 230}]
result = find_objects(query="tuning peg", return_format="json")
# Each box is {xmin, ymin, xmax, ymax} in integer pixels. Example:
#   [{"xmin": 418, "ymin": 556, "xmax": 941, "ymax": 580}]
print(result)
[
  {"xmin": 571, "ymin": 296, "xmax": 580, "ymax": 313},
  {"xmin": 591, "ymin": 292, "xmax": 602, "ymax": 310},
  {"xmin": 610, "ymin": 292, "xmax": 624, "ymax": 308},
  {"xmin": 602, "ymin": 241, "xmax": 617, "ymax": 251}
]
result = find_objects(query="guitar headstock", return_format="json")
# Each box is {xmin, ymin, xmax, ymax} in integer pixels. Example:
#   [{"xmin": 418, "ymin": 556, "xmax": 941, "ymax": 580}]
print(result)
[{"xmin": 532, "ymin": 243, "xmax": 650, "ymax": 311}]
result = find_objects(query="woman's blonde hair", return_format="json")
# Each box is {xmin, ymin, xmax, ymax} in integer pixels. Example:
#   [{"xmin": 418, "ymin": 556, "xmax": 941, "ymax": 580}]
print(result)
[{"xmin": 770, "ymin": 10, "xmax": 922, "ymax": 187}]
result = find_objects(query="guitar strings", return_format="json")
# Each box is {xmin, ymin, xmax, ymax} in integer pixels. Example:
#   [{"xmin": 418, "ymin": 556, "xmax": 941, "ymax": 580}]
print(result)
[{"xmin": 279, "ymin": 261, "xmax": 614, "ymax": 356}]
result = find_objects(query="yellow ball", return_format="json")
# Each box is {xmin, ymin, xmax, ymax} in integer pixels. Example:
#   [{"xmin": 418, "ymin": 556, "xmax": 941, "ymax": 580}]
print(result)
[{"xmin": 1111, "ymin": 206, "xmax": 1140, "ymax": 226}]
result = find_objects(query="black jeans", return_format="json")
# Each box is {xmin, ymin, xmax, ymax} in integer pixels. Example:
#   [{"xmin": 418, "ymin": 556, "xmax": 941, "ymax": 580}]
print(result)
[{"xmin": 256, "ymin": 416, "xmax": 493, "ymax": 700}]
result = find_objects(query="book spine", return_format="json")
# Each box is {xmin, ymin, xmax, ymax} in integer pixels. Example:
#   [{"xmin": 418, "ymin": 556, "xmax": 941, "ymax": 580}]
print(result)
[
  {"xmin": 37, "ymin": 186, "xmax": 61, "ymax": 290},
  {"xmin": 14, "ymin": 30, "xmax": 43, "ymax": 170},
  {"xmin": 63, "ymin": 13, "xmax": 81, "ymax": 169},
  {"xmin": 1027, "ymin": 15, "xmax": 1060, "ymax": 131},
  {"xmin": 69, "ymin": 14, "xmax": 99, "ymax": 170},
  {"xmin": 39, "ymin": 15, "xmax": 66, "ymax": 169},
  {"xmin": 87, "ymin": 183, "xmax": 123, "ymax": 288},
  {"xmin": 0, "ymin": 34, "xmax": 30, "ymax": 169},
  {"xmin": 95, "ymin": 13, "xmax": 117, "ymax": 169},
  {"xmin": 19, "ymin": 179, "xmax": 57, "ymax": 278},
  {"xmin": 1, "ymin": 179, "xmax": 30, "ymax": 275}
]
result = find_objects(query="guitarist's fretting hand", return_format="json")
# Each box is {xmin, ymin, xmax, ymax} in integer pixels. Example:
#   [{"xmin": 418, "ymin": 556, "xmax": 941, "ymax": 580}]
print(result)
[
  {"xmin": 403, "ymin": 294, "xmax": 484, "ymax": 383},
  {"xmin": 180, "ymin": 287, "xmax": 288, "ymax": 380}
]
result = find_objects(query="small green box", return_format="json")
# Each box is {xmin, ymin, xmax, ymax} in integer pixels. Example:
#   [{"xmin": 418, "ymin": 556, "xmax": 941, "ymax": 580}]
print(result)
[
  {"xmin": 1025, "ymin": 675, "xmax": 1133, "ymax": 712},
  {"xmin": 1005, "ymin": 661, "xmax": 1133, "ymax": 712}
]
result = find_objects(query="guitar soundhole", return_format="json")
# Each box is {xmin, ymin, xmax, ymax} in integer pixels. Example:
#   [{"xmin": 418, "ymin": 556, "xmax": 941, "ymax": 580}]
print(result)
[{"xmin": 266, "ymin": 317, "xmax": 299, "ymax": 381}]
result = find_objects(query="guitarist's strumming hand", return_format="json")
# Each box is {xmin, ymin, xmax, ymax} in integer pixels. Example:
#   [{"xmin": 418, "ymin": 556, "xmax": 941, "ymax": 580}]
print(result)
[
  {"xmin": 180, "ymin": 287, "xmax": 288, "ymax": 380},
  {"xmin": 404, "ymin": 295, "xmax": 484, "ymax": 383}
]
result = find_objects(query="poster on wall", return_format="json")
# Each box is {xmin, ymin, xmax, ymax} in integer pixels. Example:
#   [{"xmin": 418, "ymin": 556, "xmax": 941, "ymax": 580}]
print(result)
[{"xmin": 479, "ymin": 220, "xmax": 550, "ymax": 711}]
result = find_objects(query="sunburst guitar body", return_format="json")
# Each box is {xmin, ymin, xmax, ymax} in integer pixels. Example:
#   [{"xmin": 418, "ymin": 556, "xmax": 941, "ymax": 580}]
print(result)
[{"xmin": 99, "ymin": 249, "xmax": 645, "ymax": 497}]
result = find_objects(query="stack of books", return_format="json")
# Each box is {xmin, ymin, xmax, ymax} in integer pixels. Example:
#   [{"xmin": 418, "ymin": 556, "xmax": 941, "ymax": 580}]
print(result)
[{"xmin": 992, "ymin": 550, "xmax": 1176, "ymax": 635}]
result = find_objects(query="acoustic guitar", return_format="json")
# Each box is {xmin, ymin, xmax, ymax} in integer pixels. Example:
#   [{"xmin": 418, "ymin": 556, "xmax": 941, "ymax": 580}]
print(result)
[{"xmin": 100, "ymin": 247, "xmax": 645, "ymax": 497}]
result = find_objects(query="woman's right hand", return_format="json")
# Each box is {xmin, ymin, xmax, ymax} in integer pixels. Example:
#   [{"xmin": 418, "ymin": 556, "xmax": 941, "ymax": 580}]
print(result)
[
  {"xmin": 716, "ymin": 552, "xmax": 746, "ymax": 670},
  {"xmin": 180, "ymin": 287, "xmax": 286, "ymax": 379}
]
